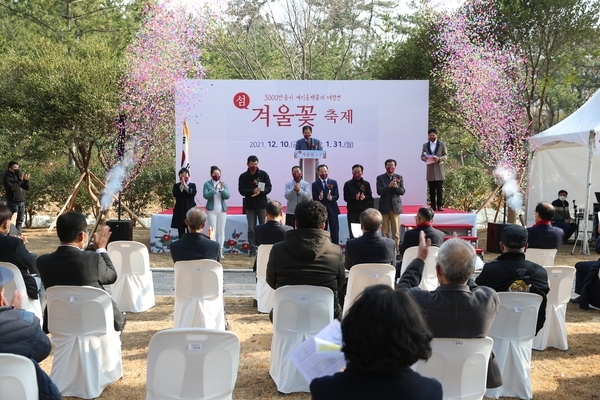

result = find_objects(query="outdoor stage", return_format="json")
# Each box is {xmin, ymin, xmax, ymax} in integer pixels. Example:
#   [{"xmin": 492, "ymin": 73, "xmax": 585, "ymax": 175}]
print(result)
[{"xmin": 149, "ymin": 205, "xmax": 477, "ymax": 253}]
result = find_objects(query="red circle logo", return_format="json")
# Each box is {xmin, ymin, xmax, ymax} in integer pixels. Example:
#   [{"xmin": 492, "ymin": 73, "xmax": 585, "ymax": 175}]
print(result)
[{"xmin": 233, "ymin": 92, "xmax": 250, "ymax": 109}]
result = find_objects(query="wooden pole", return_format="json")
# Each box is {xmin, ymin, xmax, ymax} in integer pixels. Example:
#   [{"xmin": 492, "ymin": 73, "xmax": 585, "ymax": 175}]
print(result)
[
  {"xmin": 476, "ymin": 185, "xmax": 503, "ymax": 214},
  {"xmin": 46, "ymin": 172, "xmax": 86, "ymax": 233},
  {"xmin": 88, "ymin": 171, "xmax": 149, "ymax": 229}
]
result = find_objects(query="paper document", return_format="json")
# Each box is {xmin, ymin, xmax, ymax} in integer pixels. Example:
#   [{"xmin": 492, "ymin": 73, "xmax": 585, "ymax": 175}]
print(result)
[
  {"xmin": 258, "ymin": 182, "xmax": 266, "ymax": 191},
  {"xmin": 288, "ymin": 319, "xmax": 346, "ymax": 384}
]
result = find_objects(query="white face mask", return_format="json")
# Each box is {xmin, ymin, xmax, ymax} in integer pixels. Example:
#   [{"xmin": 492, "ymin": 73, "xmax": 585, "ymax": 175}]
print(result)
[{"xmin": 559, "ymin": 196, "xmax": 567, "ymax": 202}]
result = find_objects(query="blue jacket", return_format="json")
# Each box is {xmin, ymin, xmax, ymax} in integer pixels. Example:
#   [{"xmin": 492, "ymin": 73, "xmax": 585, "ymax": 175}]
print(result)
[{"xmin": 203, "ymin": 180, "xmax": 230, "ymax": 212}]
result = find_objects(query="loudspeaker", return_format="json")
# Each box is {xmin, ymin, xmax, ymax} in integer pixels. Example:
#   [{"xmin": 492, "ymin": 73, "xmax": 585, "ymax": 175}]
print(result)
[
  {"xmin": 486, "ymin": 223, "xmax": 506, "ymax": 253},
  {"xmin": 106, "ymin": 220, "xmax": 133, "ymax": 243}
]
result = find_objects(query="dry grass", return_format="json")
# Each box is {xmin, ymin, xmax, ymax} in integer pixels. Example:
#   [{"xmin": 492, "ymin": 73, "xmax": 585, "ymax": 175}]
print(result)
[{"xmin": 27, "ymin": 228, "xmax": 600, "ymax": 399}]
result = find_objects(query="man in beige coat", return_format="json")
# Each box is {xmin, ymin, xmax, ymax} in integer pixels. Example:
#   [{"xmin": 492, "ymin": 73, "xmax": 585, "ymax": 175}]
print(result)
[{"xmin": 420, "ymin": 128, "xmax": 448, "ymax": 211}]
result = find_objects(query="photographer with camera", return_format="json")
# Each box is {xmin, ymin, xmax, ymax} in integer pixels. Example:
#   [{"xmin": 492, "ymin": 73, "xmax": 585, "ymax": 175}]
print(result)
[{"xmin": 2, "ymin": 161, "xmax": 30, "ymax": 235}]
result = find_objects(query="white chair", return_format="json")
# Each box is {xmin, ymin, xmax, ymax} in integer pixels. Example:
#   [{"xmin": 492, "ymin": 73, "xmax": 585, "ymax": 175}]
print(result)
[
  {"xmin": 400, "ymin": 246, "xmax": 440, "ymax": 290},
  {"xmin": 0, "ymin": 353, "xmax": 38, "ymax": 400},
  {"xmin": 525, "ymin": 248, "xmax": 557, "ymax": 266},
  {"xmin": 174, "ymin": 260, "xmax": 225, "ymax": 330},
  {"xmin": 413, "ymin": 337, "xmax": 494, "ymax": 400},
  {"xmin": 46, "ymin": 285, "xmax": 123, "ymax": 399},
  {"xmin": 0, "ymin": 262, "xmax": 43, "ymax": 324},
  {"xmin": 146, "ymin": 328, "xmax": 240, "ymax": 400},
  {"xmin": 342, "ymin": 263, "xmax": 395, "ymax": 316},
  {"xmin": 107, "ymin": 241, "xmax": 155, "ymax": 312},
  {"xmin": 255, "ymin": 244, "xmax": 274, "ymax": 314},
  {"xmin": 270, "ymin": 285, "xmax": 334, "ymax": 394},
  {"xmin": 533, "ymin": 266, "xmax": 576, "ymax": 350},
  {"xmin": 485, "ymin": 292, "xmax": 542, "ymax": 400},
  {"xmin": 350, "ymin": 223, "xmax": 363, "ymax": 238}
]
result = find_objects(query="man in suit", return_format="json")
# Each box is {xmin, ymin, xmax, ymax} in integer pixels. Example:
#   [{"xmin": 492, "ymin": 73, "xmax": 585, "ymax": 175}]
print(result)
[
  {"xmin": 345, "ymin": 208, "xmax": 396, "ymax": 270},
  {"xmin": 255, "ymin": 200, "xmax": 292, "ymax": 246},
  {"xmin": 397, "ymin": 231, "xmax": 502, "ymax": 389},
  {"xmin": 551, "ymin": 190, "xmax": 577, "ymax": 242},
  {"xmin": 37, "ymin": 211, "xmax": 126, "ymax": 333},
  {"xmin": 267, "ymin": 200, "xmax": 345, "ymax": 319},
  {"xmin": 170, "ymin": 207, "xmax": 221, "ymax": 263},
  {"xmin": 421, "ymin": 128, "xmax": 448, "ymax": 211},
  {"xmin": 295, "ymin": 125, "xmax": 323, "ymax": 151},
  {"xmin": 312, "ymin": 164, "xmax": 340, "ymax": 244},
  {"xmin": 476, "ymin": 224, "xmax": 549, "ymax": 334},
  {"xmin": 527, "ymin": 202, "xmax": 563, "ymax": 249},
  {"xmin": 376, "ymin": 159, "xmax": 405, "ymax": 250},
  {"xmin": 2, "ymin": 160, "xmax": 30, "ymax": 234},
  {"xmin": 238, "ymin": 155, "xmax": 272, "ymax": 256},
  {"xmin": 0, "ymin": 204, "xmax": 42, "ymax": 306},
  {"xmin": 343, "ymin": 164, "xmax": 373, "ymax": 239},
  {"xmin": 400, "ymin": 207, "xmax": 445, "ymax": 255}
]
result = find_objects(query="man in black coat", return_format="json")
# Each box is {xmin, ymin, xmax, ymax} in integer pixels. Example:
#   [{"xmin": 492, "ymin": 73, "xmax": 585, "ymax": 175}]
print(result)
[
  {"xmin": 2, "ymin": 161, "xmax": 30, "ymax": 234},
  {"xmin": 397, "ymin": 231, "xmax": 502, "ymax": 389},
  {"xmin": 345, "ymin": 208, "xmax": 396, "ymax": 270},
  {"xmin": 267, "ymin": 200, "xmax": 345, "ymax": 319},
  {"xmin": 238, "ymin": 155, "xmax": 272, "ymax": 256},
  {"xmin": 476, "ymin": 224, "xmax": 549, "ymax": 334},
  {"xmin": 376, "ymin": 159, "xmax": 405, "ymax": 250},
  {"xmin": 170, "ymin": 207, "xmax": 221, "ymax": 263},
  {"xmin": 0, "ymin": 266, "xmax": 61, "ymax": 400},
  {"xmin": 527, "ymin": 201, "xmax": 563, "ymax": 249},
  {"xmin": 400, "ymin": 207, "xmax": 445, "ymax": 255},
  {"xmin": 37, "ymin": 212, "xmax": 126, "ymax": 333},
  {"xmin": 311, "ymin": 164, "xmax": 341, "ymax": 245},
  {"xmin": 342, "ymin": 164, "xmax": 373, "ymax": 239},
  {"xmin": 0, "ymin": 204, "xmax": 41, "ymax": 303},
  {"xmin": 551, "ymin": 189, "xmax": 577, "ymax": 242},
  {"xmin": 255, "ymin": 201, "xmax": 292, "ymax": 246},
  {"xmin": 572, "ymin": 229, "xmax": 600, "ymax": 310}
]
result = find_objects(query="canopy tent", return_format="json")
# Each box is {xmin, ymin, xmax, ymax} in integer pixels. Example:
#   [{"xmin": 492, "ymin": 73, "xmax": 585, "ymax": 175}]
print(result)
[{"xmin": 528, "ymin": 89, "xmax": 600, "ymax": 254}]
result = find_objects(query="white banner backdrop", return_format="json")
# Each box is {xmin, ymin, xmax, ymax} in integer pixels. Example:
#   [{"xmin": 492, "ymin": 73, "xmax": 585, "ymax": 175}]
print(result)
[{"xmin": 175, "ymin": 80, "xmax": 429, "ymax": 207}]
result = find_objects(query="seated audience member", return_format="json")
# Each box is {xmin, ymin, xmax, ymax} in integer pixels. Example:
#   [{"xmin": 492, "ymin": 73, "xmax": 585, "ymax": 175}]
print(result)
[
  {"xmin": 528, "ymin": 201, "xmax": 564, "ymax": 249},
  {"xmin": 254, "ymin": 200, "xmax": 292, "ymax": 247},
  {"xmin": 397, "ymin": 231, "xmax": 502, "ymax": 389},
  {"xmin": 551, "ymin": 190, "xmax": 577, "ymax": 243},
  {"xmin": 476, "ymin": 224, "xmax": 549, "ymax": 334},
  {"xmin": 400, "ymin": 206, "xmax": 445, "ymax": 255},
  {"xmin": 37, "ymin": 212, "xmax": 126, "ymax": 333},
  {"xmin": 310, "ymin": 285, "xmax": 442, "ymax": 400},
  {"xmin": 571, "ymin": 227, "xmax": 600, "ymax": 310},
  {"xmin": 170, "ymin": 207, "xmax": 221, "ymax": 263},
  {"xmin": 344, "ymin": 208, "xmax": 396, "ymax": 270},
  {"xmin": 0, "ymin": 266, "xmax": 61, "ymax": 400},
  {"xmin": 266, "ymin": 200, "xmax": 345, "ymax": 319},
  {"xmin": 0, "ymin": 204, "xmax": 44, "ymax": 307}
]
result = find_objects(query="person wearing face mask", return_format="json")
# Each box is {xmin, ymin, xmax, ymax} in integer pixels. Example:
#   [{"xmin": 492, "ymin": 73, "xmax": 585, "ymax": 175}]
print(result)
[
  {"xmin": 36, "ymin": 212, "xmax": 126, "ymax": 333},
  {"xmin": 238, "ymin": 155, "xmax": 272, "ymax": 256},
  {"xmin": 343, "ymin": 164, "xmax": 373, "ymax": 238},
  {"xmin": 551, "ymin": 189, "xmax": 577, "ymax": 243},
  {"xmin": 284, "ymin": 166, "xmax": 311, "ymax": 228},
  {"xmin": 203, "ymin": 166, "xmax": 230, "ymax": 257},
  {"xmin": 420, "ymin": 128, "xmax": 447, "ymax": 212},
  {"xmin": 376, "ymin": 159, "xmax": 405, "ymax": 250},
  {"xmin": 312, "ymin": 164, "xmax": 341, "ymax": 244},
  {"xmin": 3, "ymin": 160, "xmax": 30, "ymax": 235},
  {"xmin": 171, "ymin": 168, "xmax": 197, "ymax": 239}
]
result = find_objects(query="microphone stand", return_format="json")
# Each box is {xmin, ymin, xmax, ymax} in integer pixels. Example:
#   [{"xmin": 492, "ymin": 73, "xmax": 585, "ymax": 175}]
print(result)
[{"xmin": 571, "ymin": 200, "xmax": 581, "ymax": 255}]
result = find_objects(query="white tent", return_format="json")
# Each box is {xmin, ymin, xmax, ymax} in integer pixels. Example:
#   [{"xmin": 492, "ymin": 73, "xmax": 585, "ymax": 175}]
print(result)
[{"xmin": 528, "ymin": 89, "xmax": 600, "ymax": 253}]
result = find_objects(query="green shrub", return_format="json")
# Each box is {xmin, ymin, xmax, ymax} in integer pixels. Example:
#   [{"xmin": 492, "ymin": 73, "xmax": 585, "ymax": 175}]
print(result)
[{"xmin": 444, "ymin": 166, "xmax": 492, "ymax": 211}]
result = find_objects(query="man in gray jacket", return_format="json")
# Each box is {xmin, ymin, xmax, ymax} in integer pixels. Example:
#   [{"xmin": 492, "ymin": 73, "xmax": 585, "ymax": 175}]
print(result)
[
  {"xmin": 397, "ymin": 231, "xmax": 502, "ymax": 388},
  {"xmin": 284, "ymin": 166, "xmax": 311, "ymax": 228}
]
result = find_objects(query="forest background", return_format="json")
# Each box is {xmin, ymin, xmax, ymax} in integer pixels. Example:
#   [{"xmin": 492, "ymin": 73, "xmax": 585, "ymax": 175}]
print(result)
[{"xmin": 0, "ymin": 0, "xmax": 598, "ymax": 223}]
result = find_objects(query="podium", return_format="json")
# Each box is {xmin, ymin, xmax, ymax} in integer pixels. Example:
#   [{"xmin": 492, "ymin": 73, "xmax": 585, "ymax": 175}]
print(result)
[{"xmin": 294, "ymin": 150, "xmax": 326, "ymax": 184}]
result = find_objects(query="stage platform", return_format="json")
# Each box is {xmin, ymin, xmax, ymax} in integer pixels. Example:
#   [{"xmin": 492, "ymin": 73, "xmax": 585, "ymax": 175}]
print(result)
[{"xmin": 149, "ymin": 205, "xmax": 477, "ymax": 253}]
